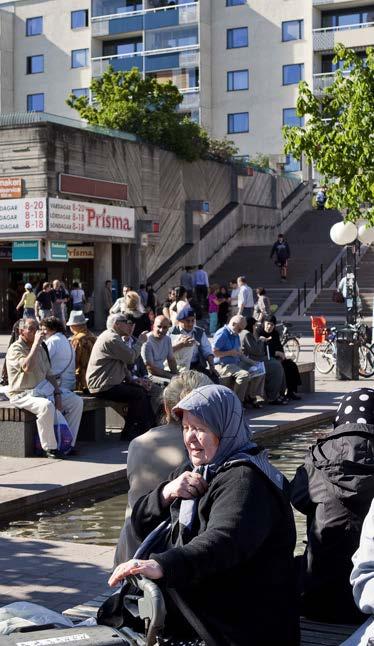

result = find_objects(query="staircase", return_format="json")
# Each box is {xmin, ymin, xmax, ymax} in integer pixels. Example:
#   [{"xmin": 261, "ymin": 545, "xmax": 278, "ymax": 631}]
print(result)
[{"xmin": 210, "ymin": 209, "xmax": 342, "ymax": 314}]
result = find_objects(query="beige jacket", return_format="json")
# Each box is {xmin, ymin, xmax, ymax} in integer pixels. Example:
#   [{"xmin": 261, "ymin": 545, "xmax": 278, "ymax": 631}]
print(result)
[
  {"xmin": 6, "ymin": 338, "xmax": 52, "ymax": 399},
  {"xmin": 86, "ymin": 328, "xmax": 142, "ymax": 394}
]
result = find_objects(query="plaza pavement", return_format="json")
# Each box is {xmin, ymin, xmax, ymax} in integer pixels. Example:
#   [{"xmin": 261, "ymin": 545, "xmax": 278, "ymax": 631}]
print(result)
[{"xmin": 0, "ymin": 332, "xmax": 372, "ymax": 614}]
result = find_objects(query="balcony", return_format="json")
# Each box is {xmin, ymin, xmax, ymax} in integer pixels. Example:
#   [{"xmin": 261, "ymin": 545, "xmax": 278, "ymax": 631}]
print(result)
[
  {"xmin": 92, "ymin": 45, "xmax": 199, "ymax": 77},
  {"xmin": 313, "ymin": 70, "xmax": 349, "ymax": 94},
  {"xmin": 92, "ymin": 2, "xmax": 198, "ymax": 38},
  {"xmin": 179, "ymin": 87, "xmax": 199, "ymax": 110},
  {"xmin": 313, "ymin": 20, "xmax": 374, "ymax": 51}
]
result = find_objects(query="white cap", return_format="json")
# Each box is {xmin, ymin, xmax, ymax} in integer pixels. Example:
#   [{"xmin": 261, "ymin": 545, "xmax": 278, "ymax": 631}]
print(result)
[{"xmin": 25, "ymin": 283, "xmax": 32, "ymax": 290}]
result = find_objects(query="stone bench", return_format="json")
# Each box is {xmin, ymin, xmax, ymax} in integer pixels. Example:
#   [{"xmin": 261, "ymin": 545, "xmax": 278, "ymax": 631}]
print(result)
[
  {"xmin": 219, "ymin": 361, "xmax": 315, "ymax": 395},
  {"xmin": 0, "ymin": 396, "xmax": 126, "ymax": 458}
]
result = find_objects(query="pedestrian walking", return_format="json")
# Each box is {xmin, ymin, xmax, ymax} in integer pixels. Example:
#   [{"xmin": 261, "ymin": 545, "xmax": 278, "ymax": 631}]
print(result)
[
  {"xmin": 70, "ymin": 281, "xmax": 85, "ymax": 311},
  {"xmin": 35, "ymin": 282, "xmax": 53, "ymax": 321},
  {"xmin": 237, "ymin": 276, "xmax": 254, "ymax": 320},
  {"xmin": 16, "ymin": 283, "xmax": 36, "ymax": 319},
  {"xmin": 270, "ymin": 233, "xmax": 290, "ymax": 281}
]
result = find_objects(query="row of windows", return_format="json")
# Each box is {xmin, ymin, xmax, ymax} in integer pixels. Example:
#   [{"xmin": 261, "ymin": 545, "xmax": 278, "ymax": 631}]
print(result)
[
  {"xmin": 26, "ymin": 49, "xmax": 89, "ymax": 73},
  {"xmin": 227, "ymin": 64, "xmax": 303, "ymax": 88},
  {"xmin": 227, "ymin": 19, "xmax": 304, "ymax": 49},
  {"xmin": 27, "ymin": 89, "xmax": 89, "ymax": 111},
  {"xmin": 227, "ymin": 108, "xmax": 303, "ymax": 134},
  {"xmin": 26, "ymin": 10, "xmax": 88, "ymax": 36}
]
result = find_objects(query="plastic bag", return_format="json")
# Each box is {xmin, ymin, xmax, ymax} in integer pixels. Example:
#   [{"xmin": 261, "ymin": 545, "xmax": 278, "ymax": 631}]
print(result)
[
  {"xmin": 0, "ymin": 602, "xmax": 96, "ymax": 635},
  {"xmin": 54, "ymin": 409, "xmax": 74, "ymax": 455}
]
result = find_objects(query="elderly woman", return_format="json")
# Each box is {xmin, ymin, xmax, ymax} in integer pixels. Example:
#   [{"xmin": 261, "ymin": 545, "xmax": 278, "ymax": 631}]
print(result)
[
  {"xmin": 253, "ymin": 287, "xmax": 271, "ymax": 323},
  {"xmin": 114, "ymin": 370, "xmax": 213, "ymax": 566},
  {"xmin": 291, "ymin": 388, "xmax": 374, "ymax": 624},
  {"xmin": 109, "ymin": 385, "xmax": 299, "ymax": 646},
  {"xmin": 40, "ymin": 316, "xmax": 76, "ymax": 391},
  {"xmin": 111, "ymin": 289, "xmax": 150, "ymax": 338},
  {"xmin": 66, "ymin": 310, "xmax": 96, "ymax": 393}
]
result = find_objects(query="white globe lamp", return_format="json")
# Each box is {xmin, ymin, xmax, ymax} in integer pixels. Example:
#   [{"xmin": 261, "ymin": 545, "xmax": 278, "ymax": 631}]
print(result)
[
  {"xmin": 330, "ymin": 221, "xmax": 357, "ymax": 246},
  {"xmin": 357, "ymin": 220, "xmax": 374, "ymax": 245}
]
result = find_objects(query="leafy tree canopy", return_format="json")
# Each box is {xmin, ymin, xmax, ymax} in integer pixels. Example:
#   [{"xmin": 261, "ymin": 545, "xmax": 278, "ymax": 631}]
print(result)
[
  {"xmin": 283, "ymin": 44, "xmax": 374, "ymax": 223},
  {"xmin": 67, "ymin": 67, "xmax": 209, "ymax": 162}
]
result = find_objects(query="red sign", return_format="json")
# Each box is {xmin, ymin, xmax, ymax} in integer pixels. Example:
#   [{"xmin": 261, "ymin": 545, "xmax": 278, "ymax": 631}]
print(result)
[
  {"xmin": 59, "ymin": 174, "xmax": 128, "ymax": 202},
  {"xmin": 0, "ymin": 177, "xmax": 22, "ymax": 199}
]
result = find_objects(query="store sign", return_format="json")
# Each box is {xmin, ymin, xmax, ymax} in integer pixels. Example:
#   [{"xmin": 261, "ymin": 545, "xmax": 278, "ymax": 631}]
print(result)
[
  {"xmin": 47, "ymin": 241, "xmax": 68, "ymax": 261},
  {"xmin": 48, "ymin": 198, "xmax": 135, "ymax": 239},
  {"xmin": 12, "ymin": 240, "xmax": 41, "ymax": 262},
  {"xmin": 0, "ymin": 198, "xmax": 47, "ymax": 233},
  {"xmin": 0, "ymin": 177, "xmax": 22, "ymax": 199},
  {"xmin": 59, "ymin": 174, "xmax": 128, "ymax": 202},
  {"xmin": 68, "ymin": 246, "xmax": 94, "ymax": 259}
]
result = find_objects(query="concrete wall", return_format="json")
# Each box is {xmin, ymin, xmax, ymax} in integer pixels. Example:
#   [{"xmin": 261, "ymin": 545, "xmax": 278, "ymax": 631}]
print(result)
[{"xmin": 0, "ymin": 9, "xmax": 14, "ymax": 113}]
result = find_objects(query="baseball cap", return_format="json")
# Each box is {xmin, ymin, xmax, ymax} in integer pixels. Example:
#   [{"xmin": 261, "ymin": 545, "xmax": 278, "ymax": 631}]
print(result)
[{"xmin": 176, "ymin": 306, "xmax": 196, "ymax": 321}]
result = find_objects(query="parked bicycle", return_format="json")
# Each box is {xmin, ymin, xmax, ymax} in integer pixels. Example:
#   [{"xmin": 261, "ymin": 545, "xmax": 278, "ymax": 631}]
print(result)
[
  {"xmin": 277, "ymin": 322, "xmax": 301, "ymax": 362},
  {"xmin": 314, "ymin": 323, "xmax": 374, "ymax": 378}
]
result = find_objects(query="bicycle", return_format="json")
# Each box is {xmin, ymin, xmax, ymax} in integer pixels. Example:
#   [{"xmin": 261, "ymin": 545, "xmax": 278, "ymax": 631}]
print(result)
[
  {"xmin": 277, "ymin": 322, "xmax": 301, "ymax": 362},
  {"xmin": 314, "ymin": 324, "xmax": 374, "ymax": 377}
]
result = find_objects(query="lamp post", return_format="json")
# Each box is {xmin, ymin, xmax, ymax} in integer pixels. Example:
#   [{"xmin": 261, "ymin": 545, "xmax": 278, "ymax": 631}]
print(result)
[{"xmin": 330, "ymin": 220, "xmax": 374, "ymax": 325}]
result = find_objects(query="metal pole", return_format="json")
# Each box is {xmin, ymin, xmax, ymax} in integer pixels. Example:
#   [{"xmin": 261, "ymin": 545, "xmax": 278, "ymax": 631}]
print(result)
[
  {"xmin": 298, "ymin": 288, "xmax": 300, "ymax": 316},
  {"xmin": 314, "ymin": 269, "xmax": 317, "ymax": 294},
  {"xmin": 303, "ymin": 282, "xmax": 307, "ymax": 309},
  {"xmin": 353, "ymin": 243, "xmax": 358, "ymax": 324},
  {"xmin": 320, "ymin": 264, "xmax": 323, "ymax": 290}
]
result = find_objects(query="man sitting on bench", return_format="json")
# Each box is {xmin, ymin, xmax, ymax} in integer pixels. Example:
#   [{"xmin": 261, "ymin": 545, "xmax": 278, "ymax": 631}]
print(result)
[
  {"xmin": 86, "ymin": 313, "xmax": 155, "ymax": 441},
  {"xmin": 6, "ymin": 318, "xmax": 83, "ymax": 459},
  {"xmin": 141, "ymin": 315, "xmax": 179, "ymax": 384}
]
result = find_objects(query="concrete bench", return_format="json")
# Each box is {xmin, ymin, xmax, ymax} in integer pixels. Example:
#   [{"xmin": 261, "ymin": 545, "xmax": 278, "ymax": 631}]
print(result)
[
  {"xmin": 219, "ymin": 361, "xmax": 315, "ymax": 395},
  {"xmin": 0, "ymin": 396, "xmax": 126, "ymax": 458}
]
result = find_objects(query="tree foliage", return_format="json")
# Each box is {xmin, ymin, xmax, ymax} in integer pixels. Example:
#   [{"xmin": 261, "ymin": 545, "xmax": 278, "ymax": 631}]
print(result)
[
  {"xmin": 67, "ymin": 67, "xmax": 209, "ymax": 162},
  {"xmin": 283, "ymin": 44, "xmax": 374, "ymax": 223},
  {"xmin": 206, "ymin": 137, "xmax": 239, "ymax": 163}
]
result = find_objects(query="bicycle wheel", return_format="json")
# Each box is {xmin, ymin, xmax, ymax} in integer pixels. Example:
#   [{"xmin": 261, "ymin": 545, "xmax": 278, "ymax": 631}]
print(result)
[
  {"xmin": 314, "ymin": 341, "xmax": 335, "ymax": 374},
  {"xmin": 283, "ymin": 337, "xmax": 300, "ymax": 362},
  {"xmin": 358, "ymin": 344, "xmax": 374, "ymax": 378}
]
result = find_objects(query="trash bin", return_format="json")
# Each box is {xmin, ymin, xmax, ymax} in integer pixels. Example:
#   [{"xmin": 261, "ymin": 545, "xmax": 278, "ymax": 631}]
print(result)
[{"xmin": 336, "ymin": 328, "xmax": 359, "ymax": 380}]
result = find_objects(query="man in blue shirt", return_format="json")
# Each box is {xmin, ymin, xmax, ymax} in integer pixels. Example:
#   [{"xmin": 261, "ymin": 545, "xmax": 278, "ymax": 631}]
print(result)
[
  {"xmin": 212, "ymin": 315, "xmax": 252, "ymax": 402},
  {"xmin": 193, "ymin": 264, "xmax": 209, "ymax": 308}
]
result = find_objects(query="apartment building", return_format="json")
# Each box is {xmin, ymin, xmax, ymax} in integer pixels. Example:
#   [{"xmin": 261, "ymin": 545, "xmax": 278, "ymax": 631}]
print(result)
[{"xmin": 0, "ymin": 0, "xmax": 373, "ymax": 170}]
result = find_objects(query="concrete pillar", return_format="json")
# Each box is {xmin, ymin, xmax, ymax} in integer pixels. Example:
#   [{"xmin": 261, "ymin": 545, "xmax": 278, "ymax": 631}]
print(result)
[
  {"xmin": 120, "ymin": 243, "xmax": 139, "ymax": 290},
  {"xmin": 94, "ymin": 241, "xmax": 112, "ymax": 330}
]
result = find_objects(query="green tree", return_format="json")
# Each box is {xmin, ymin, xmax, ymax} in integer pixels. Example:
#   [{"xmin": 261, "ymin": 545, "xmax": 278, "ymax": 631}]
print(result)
[
  {"xmin": 283, "ymin": 44, "xmax": 374, "ymax": 223},
  {"xmin": 206, "ymin": 137, "xmax": 239, "ymax": 163},
  {"xmin": 67, "ymin": 67, "xmax": 209, "ymax": 162}
]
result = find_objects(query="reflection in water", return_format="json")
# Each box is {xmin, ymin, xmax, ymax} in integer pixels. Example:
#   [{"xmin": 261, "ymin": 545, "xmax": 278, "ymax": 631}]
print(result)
[{"xmin": 0, "ymin": 427, "xmax": 328, "ymax": 553}]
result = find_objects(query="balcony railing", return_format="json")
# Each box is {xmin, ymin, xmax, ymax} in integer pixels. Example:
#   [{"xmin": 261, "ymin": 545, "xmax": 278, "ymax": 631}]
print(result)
[
  {"xmin": 179, "ymin": 87, "xmax": 199, "ymax": 110},
  {"xmin": 92, "ymin": 44, "xmax": 199, "ymax": 77},
  {"xmin": 313, "ymin": 20, "xmax": 374, "ymax": 50},
  {"xmin": 313, "ymin": 70, "xmax": 350, "ymax": 93},
  {"xmin": 92, "ymin": 1, "xmax": 198, "ymax": 37}
]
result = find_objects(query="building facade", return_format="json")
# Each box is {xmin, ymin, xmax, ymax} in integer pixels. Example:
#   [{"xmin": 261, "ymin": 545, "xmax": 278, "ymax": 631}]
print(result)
[{"xmin": 0, "ymin": 0, "xmax": 373, "ymax": 170}]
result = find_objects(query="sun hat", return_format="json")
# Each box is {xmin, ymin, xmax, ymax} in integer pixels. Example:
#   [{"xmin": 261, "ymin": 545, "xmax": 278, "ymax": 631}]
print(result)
[
  {"xmin": 66, "ymin": 311, "xmax": 88, "ymax": 326},
  {"xmin": 25, "ymin": 283, "xmax": 32, "ymax": 290}
]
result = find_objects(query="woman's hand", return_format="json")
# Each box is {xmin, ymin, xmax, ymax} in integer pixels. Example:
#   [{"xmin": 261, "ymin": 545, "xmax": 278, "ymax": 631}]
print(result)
[
  {"xmin": 108, "ymin": 559, "xmax": 163, "ymax": 587},
  {"xmin": 161, "ymin": 471, "xmax": 208, "ymax": 506}
]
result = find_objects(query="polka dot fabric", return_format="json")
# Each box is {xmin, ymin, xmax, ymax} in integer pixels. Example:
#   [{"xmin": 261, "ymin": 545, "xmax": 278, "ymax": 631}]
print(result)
[{"xmin": 334, "ymin": 388, "xmax": 374, "ymax": 428}]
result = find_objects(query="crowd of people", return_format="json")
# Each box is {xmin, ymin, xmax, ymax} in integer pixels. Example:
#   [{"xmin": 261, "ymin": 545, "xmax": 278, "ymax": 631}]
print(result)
[{"xmin": 2, "ymin": 263, "xmax": 374, "ymax": 645}]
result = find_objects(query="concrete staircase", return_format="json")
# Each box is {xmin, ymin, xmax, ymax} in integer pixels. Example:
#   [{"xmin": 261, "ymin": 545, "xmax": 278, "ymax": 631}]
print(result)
[{"xmin": 210, "ymin": 209, "xmax": 342, "ymax": 314}]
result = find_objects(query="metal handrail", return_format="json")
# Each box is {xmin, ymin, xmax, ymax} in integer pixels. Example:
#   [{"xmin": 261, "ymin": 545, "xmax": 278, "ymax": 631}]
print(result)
[
  {"xmin": 92, "ymin": 1, "xmax": 198, "ymax": 22},
  {"xmin": 92, "ymin": 43, "xmax": 199, "ymax": 62},
  {"xmin": 313, "ymin": 20, "xmax": 374, "ymax": 34}
]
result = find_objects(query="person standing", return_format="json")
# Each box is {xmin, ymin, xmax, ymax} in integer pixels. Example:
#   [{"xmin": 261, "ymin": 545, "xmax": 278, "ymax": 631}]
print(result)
[
  {"xmin": 254, "ymin": 287, "xmax": 271, "ymax": 323},
  {"xmin": 237, "ymin": 276, "xmax": 254, "ymax": 320},
  {"xmin": 208, "ymin": 286, "xmax": 219, "ymax": 335},
  {"xmin": 193, "ymin": 264, "xmax": 209, "ymax": 308},
  {"xmin": 70, "ymin": 282, "xmax": 85, "ymax": 311},
  {"xmin": 35, "ymin": 282, "xmax": 53, "ymax": 321},
  {"xmin": 229, "ymin": 278, "xmax": 239, "ymax": 316},
  {"xmin": 180, "ymin": 266, "xmax": 194, "ymax": 297},
  {"xmin": 270, "ymin": 233, "xmax": 290, "ymax": 281},
  {"xmin": 51, "ymin": 280, "xmax": 67, "ymax": 323},
  {"xmin": 103, "ymin": 280, "xmax": 113, "ymax": 318}
]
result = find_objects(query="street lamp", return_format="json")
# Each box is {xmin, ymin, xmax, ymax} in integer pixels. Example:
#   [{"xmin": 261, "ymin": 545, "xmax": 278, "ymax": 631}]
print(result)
[{"xmin": 330, "ymin": 219, "xmax": 374, "ymax": 324}]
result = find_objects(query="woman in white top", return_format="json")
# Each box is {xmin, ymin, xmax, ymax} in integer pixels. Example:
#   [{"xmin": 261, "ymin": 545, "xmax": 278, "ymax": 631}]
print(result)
[
  {"xmin": 70, "ymin": 282, "xmax": 86, "ymax": 311},
  {"xmin": 110, "ymin": 285, "xmax": 131, "ymax": 314},
  {"xmin": 40, "ymin": 316, "xmax": 76, "ymax": 391},
  {"xmin": 169, "ymin": 286, "xmax": 189, "ymax": 325}
]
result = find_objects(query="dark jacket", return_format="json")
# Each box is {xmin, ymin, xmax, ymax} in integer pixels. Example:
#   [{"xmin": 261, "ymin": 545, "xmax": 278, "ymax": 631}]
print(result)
[
  {"xmin": 290, "ymin": 423, "xmax": 374, "ymax": 622},
  {"xmin": 270, "ymin": 240, "xmax": 290, "ymax": 262},
  {"xmin": 133, "ymin": 461, "xmax": 300, "ymax": 646},
  {"xmin": 256, "ymin": 325, "xmax": 283, "ymax": 358}
]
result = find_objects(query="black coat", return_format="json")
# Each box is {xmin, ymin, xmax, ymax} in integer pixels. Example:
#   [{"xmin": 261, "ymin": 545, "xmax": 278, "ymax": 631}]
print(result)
[
  {"xmin": 290, "ymin": 423, "xmax": 374, "ymax": 622},
  {"xmin": 133, "ymin": 461, "xmax": 300, "ymax": 646}
]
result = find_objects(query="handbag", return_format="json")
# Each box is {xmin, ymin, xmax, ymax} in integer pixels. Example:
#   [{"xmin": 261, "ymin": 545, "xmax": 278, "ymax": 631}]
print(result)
[{"xmin": 332, "ymin": 290, "xmax": 345, "ymax": 304}]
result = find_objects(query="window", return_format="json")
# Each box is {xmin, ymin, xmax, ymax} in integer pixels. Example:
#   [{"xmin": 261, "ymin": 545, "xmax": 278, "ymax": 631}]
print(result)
[
  {"xmin": 283, "ymin": 108, "xmax": 303, "ymax": 127},
  {"xmin": 227, "ymin": 27, "xmax": 248, "ymax": 48},
  {"xmin": 26, "ymin": 16, "xmax": 43, "ymax": 36},
  {"xmin": 26, "ymin": 55, "xmax": 44, "ymax": 74},
  {"xmin": 71, "ymin": 9, "xmax": 89, "ymax": 29},
  {"xmin": 285, "ymin": 154, "xmax": 301, "ymax": 173},
  {"xmin": 283, "ymin": 63, "xmax": 304, "ymax": 85},
  {"xmin": 226, "ymin": 0, "xmax": 246, "ymax": 5},
  {"xmin": 72, "ymin": 88, "xmax": 89, "ymax": 98},
  {"xmin": 282, "ymin": 19, "xmax": 304, "ymax": 41},
  {"xmin": 322, "ymin": 7, "xmax": 374, "ymax": 29},
  {"xmin": 27, "ymin": 93, "xmax": 44, "ymax": 112},
  {"xmin": 227, "ymin": 69, "xmax": 249, "ymax": 91},
  {"xmin": 103, "ymin": 38, "xmax": 143, "ymax": 56},
  {"xmin": 71, "ymin": 48, "xmax": 89, "ymax": 68},
  {"xmin": 228, "ymin": 112, "xmax": 249, "ymax": 134}
]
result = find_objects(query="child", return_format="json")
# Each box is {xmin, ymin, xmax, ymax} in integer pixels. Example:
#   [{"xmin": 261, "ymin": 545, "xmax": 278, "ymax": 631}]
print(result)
[
  {"xmin": 208, "ymin": 286, "xmax": 219, "ymax": 335},
  {"xmin": 16, "ymin": 283, "xmax": 36, "ymax": 318}
]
